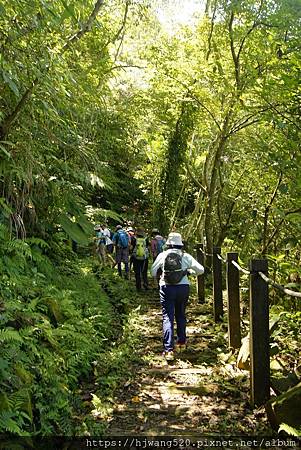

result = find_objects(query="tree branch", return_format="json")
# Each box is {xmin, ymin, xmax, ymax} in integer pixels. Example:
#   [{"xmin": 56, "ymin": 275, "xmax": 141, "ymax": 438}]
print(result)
[
  {"xmin": 266, "ymin": 208, "xmax": 301, "ymax": 248},
  {"xmin": 228, "ymin": 4, "xmax": 262, "ymax": 91},
  {"xmin": 113, "ymin": 1, "xmax": 130, "ymax": 63},
  {"xmin": 228, "ymin": 11, "xmax": 240, "ymax": 89},
  {"xmin": 62, "ymin": 0, "xmax": 105, "ymax": 52},
  {"xmin": 206, "ymin": 1, "xmax": 217, "ymax": 61},
  {"xmin": 0, "ymin": 77, "xmax": 39, "ymax": 140},
  {"xmin": 262, "ymin": 172, "xmax": 283, "ymax": 254},
  {"xmin": 236, "ymin": 0, "xmax": 263, "ymax": 61},
  {"xmin": 237, "ymin": 21, "xmax": 259, "ymax": 62},
  {"xmin": 263, "ymin": 100, "xmax": 301, "ymax": 131},
  {"xmin": 228, "ymin": 107, "xmax": 271, "ymax": 135},
  {"xmin": 185, "ymin": 161, "xmax": 207, "ymax": 193},
  {"xmin": 0, "ymin": 0, "xmax": 106, "ymax": 139},
  {"xmin": 161, "ymin": 72, "xmax": 222, "ymax": 131},
  {"xmin": 102, "ymin": 64, "xmax": 146, "ymax": 75}
]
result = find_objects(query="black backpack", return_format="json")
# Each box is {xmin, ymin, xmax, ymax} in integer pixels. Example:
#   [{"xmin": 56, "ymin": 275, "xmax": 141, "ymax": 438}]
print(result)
[{"xmin": 163, "ymin": 252, "xmax": 187, "ymax": 285}]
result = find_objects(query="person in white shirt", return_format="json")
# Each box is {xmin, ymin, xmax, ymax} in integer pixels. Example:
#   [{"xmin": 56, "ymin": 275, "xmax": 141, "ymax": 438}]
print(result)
[
  {"xmin": 151, "ymin": 232, "xmax": 204, "ymax": 361},
  {"xmin": 94, "ymin": 225, "xmax": 107, "ymax": 264},
  {"xmin": 102, "ymin": 225, "xmax": 113, "ymax": 254}
]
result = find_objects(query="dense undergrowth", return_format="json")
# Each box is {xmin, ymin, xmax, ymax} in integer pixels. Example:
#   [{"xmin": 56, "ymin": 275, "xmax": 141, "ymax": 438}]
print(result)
[{"xmin": 0, "ymin": 225, "xmax": 137, "ymax": 436}]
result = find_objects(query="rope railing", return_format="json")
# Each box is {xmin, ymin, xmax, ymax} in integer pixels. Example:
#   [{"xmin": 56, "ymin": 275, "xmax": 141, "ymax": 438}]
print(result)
[
  {"xmin": 216, "ymin": 253, "xmax": 226, "ymax": 263},
  {"xmin": 198, "ymin": 247, "xmax": 214, "ymax": 257},
  {"xmin": 231, "ymin": 260, "xmax": 250, "ymax": 275},
  {"xmin": 213, "ymin": 251, "xmax": 250, "ymax": 274},
  {"xmin": 197, "ymin": 244, "xmax": 300, "ymax": 296},
  {"xmin": 258, "ymin": 271, "xmax": 301, "ymax": 298},
  {"xmin": 194, "ymin": 242, "xmax": 301, "ymax": 407}
]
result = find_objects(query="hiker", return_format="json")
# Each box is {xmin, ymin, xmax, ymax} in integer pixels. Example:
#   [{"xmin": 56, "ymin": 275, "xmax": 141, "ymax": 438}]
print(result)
[
  {"xmin": 102, "ymin": 224, "xmax": 114, "ymax": 254},
  {"xmin": 131, "ymin": 227, "xmax": 150, "ymax": 291},
  {"xmin": 112, "ymin": 225, "xmax": 130, "ymax": 278},
  {"xmin": 151, "ymin": 229, "xmax": 166, "ymax": 261},
  {"xmin": 127, "ymin": 227, "xmax": 135, "ymax": 247},
  {"xmin": 127, "ymin": 227, "xmax": 136, "ymax": 275},
  {"xmin": 151, "ymin": 232, "xmax": 204, "ymax": 361},
  {"xmin": 151, "ymin": 228, "xmax": 165, "ymax": 288},
  {"xmin": 94, "ymin": 225, "xmax": 107, "ymax": 264}
]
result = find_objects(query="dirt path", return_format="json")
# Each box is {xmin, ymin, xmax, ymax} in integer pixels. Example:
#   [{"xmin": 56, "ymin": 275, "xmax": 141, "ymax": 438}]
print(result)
[{"xmin": 105, "ymin": 287, "xmax": 271, "ymax": 436}]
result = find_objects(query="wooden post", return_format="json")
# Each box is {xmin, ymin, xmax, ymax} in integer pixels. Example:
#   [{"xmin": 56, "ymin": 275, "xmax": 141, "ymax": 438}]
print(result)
[
  {"xmin": 196, "ymin": 243, "xmax": 205, "ymax": 303},
  {"xmin": 213, "ymin": 246, "xmax": 223, "ymax": 322},
  {"xmin": 249, "ymin": 259, "xmax": 270, "ymax": 407},
  {"xmin": 226, "ymin": 253, "xmax": 241, "ymax": 349}
]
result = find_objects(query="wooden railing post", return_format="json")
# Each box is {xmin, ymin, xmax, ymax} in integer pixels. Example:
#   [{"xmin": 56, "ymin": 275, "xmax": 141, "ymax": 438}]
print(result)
[
  {"xmin": 196, "ymin": 243, "xmax": 205, "ymax": 303},
  {"xmin": 213, "ymin": 246, "xmax": 223, "ymax": 322},
  {"xmin": 226, "ymin": 252, "xmax": 241, "ymax": 349},
  {"xmin": 249, "ymin": 259, "xmax": 270, "ymax": 407}
]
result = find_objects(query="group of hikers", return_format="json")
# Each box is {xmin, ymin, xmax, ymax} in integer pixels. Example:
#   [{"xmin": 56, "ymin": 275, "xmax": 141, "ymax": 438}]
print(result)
[
  {"xmin": 94, "ymin": 224, "xmax": 204, "ymax": 361},
  {"xmin": 94, "ymin": 224, "xmax": 165, "ymax": 290}
]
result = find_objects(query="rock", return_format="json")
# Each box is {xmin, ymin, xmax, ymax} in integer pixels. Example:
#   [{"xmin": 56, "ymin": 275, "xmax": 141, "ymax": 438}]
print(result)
[
  {"xmin": 237, "ymin": 318, "xmax": 282, "ymax": 371},
  {"xmin": 265, "ymin": 382, "xmax": 301, "ymax": 431},
  {"xmin": 270, "ymin": 359, "xmax": 284, "ymax": 371},
  {"xmin": 237, "ymin": 335, "xmax": 250, "ymax": 370}
]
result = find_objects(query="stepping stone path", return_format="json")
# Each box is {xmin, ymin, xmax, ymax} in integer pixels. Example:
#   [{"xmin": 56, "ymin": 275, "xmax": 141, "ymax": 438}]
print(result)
[{"xmin": 106, "ymin": 288, "xmax": 271, "ymax": 436}]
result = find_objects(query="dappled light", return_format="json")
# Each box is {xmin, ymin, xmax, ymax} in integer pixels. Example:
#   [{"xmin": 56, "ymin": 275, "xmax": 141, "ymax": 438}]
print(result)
[
  {"xmin": 103, "ymin": 293, "xmax": 268, "ymax": 436},
  {"xmin": 0, "ymin": 0, "xmax": 300, "ymax": 443}
]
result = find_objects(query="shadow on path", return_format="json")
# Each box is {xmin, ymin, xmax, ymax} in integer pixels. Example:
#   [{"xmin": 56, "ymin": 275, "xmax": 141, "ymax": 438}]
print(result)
[{"xmin": 105, "ymin": 288, "xmax": 271, "ymax": 436}]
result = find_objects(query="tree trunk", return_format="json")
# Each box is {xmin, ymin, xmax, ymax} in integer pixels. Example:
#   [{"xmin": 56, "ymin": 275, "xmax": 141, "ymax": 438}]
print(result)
[{"xmin": 203, "ymin": 113, "xmax": 231, "ymax": 260}]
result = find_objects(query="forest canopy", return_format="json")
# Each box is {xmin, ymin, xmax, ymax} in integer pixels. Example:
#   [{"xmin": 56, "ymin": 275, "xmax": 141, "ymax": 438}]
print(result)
[{"xmin": 1, "ymin": 0, "xmax": 300, "ymax": 257}]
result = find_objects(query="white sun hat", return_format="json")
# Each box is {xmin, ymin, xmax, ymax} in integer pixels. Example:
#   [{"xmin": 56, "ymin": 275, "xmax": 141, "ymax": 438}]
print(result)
[{"xmin": 166, "ymin": 232, "xmax": 183, "ymax": 246}]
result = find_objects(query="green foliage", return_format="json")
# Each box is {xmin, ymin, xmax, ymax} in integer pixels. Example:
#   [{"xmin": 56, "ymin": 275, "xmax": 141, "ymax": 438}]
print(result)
[
  {"xmin": 0, "ymin": 0, "xmax": 300, "ymax": 436},
  {"xmin": 0, "ymin": 228, "xmax": 133, "ymax": 436},
  {"xmin": 278, "ymin": 423, "xmax": 301, "ymax": 437},
  {"xmin": 269, "ymin": 308, "xmax": 301, "ymax": 373},
  {"xmin": 59, "ymin": 213, "xmax": 91, "ymax": 246}
]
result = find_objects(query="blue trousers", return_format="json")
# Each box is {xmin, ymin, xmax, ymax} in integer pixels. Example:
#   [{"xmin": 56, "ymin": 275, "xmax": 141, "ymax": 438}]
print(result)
[{"xmin": 159, "ymin": 284, "xmax": 190, "ymax": 351}]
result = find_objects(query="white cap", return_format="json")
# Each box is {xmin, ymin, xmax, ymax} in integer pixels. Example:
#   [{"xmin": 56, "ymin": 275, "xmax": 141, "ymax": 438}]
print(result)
[
  {"xmin": 94, "ymin": 224, "xmax": 101, "ymax": 230},
  {"xmin": 166, "ymin": 232, "xmax": 183, "ymax": 246}
]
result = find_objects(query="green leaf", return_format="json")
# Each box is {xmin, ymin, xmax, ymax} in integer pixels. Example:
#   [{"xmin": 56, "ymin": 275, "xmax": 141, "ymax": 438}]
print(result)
[
  {"xmin": 0, "ymin": 144, "xmax": 11, "ymax": 158},
  {"xmin": 278, "ymin": 423, "xmax": 301, "ymax": 437},
  {"xmin": 60, "ymin": 0, "xmax": 76, "ymax": 19},
  {"xmin": 59, "ymin": 213, "xmax": 90, "ymax": 246},
  {"xmin": 0, "ymin": 358, "xmax": 9, "ymax": 372},
  {"xmin": 77, "ymin": 214, "xmax": 93, "ymax": 235},
  {"xmin": 2, "ymin": 71, "xmax": 19, "ymax": 97},
  {"xmin": 0, "ymin": 329, "xmax": 23, "ymax": 343}
]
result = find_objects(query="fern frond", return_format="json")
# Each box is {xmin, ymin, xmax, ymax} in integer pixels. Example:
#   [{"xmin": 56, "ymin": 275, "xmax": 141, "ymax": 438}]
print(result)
[
  {"xmin": 0, "ymin": 393, "xmax": 10, "ymax": 412},
  {"xmin": 8, "ymin": 389, "xmax": 33, "ymax": 423},
  {"xmin": 0, "ymin": 222, "xmax": 10, "ymax": 240},
  {"xmin": 14, "ymin": 363, "xmax": 34, "ymax": 385},
  {"xmin": 6, "ymin": 240, "xmax": 32, "ymax": 259},
  {"xmin": 0, "ymin": 411, "xmax": 23, "ymax": 434},
  {"xmin": 0, "ymin": 198, "xmax": 12, "ymax": 217},
  {"xmin": 0, "ymin": 329, "xmax": 23, "ymax": 343},
  {"xmin": 26, "ymin": 237, "xmax": 49, "ymax": 249}
]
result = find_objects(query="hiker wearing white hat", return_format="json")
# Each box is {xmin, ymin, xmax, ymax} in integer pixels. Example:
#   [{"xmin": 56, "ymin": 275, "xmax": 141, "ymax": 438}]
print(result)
[
  {"xmin": 165, "ymin": 232, "xmax": 183, "ymax": 247},
  {"xmin": 151, "ymin": 232, "xmax": 204, "ymax": 361}
]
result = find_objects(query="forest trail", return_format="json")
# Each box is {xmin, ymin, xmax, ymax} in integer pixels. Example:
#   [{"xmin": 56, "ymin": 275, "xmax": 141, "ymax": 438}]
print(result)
[{"xmin": 105, "ymin": 282, "xmax": 271, "ymax": 436}]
